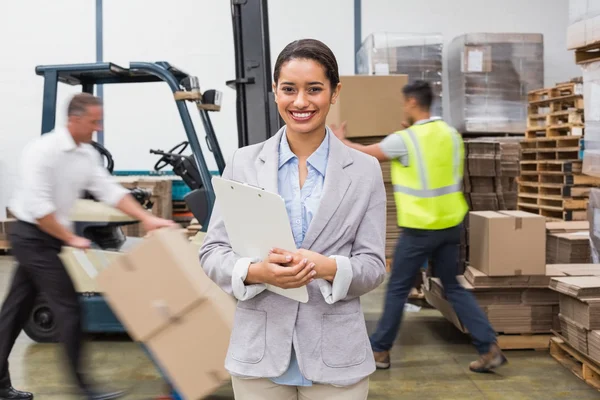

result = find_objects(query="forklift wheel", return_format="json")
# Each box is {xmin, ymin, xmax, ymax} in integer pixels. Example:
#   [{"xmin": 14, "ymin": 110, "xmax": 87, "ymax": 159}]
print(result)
[{"xmin": 23, "ymin": 297, "xmax": 59, "ymax": 343}]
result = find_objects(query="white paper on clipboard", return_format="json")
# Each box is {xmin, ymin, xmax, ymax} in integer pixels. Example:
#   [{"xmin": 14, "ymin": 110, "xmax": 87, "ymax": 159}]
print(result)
[{"xmin": 212, "ymin": 176, "xmax": 309, "ymax": 303}]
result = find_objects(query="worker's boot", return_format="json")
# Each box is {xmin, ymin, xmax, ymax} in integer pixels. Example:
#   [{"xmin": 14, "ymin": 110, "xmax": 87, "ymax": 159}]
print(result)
[
  {"xmin": 0, "ymin": 386, "xmax": 33, "ymax": 400},
  {"xmin": 469, "ymin": 343, "xmax": 507, "ymax": 373},
  {"xmin": 373, "ymin": 350, "xmax": 391, "ymax": 369}
]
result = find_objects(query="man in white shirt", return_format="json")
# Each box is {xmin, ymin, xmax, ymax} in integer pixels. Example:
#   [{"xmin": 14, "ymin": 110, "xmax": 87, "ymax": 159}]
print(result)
[{"xmin": 0, "ymin": 93, "xmax": 176, "ymax": 400}]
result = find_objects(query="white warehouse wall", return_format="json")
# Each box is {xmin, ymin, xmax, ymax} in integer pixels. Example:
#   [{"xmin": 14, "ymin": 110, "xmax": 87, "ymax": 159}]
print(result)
[
  {"xmin": 0, "ymin": 0, "xmax": 95, "ymax": 212},
  {"xmin": 361, "ymin": 0, "xmax": 581, "ymax": 122},
  {"xmin": 102, "ymin": 0, "xmax": 353, "ymax": 173},
  {"xmin": 0, "ymin": 0, "xmax": 581, "ymax": 204}
]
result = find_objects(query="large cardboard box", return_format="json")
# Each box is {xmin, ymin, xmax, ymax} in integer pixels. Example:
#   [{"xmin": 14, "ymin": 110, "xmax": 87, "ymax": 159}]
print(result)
[
  {"xmin": 469, "ymin": 211, "xmax": 546, "ymax": 276},
  {"xmin": 326, "ymin": 75, "xmax": 408, "ymax": 138},
  {"xmin": 96, "ymin": 228, "xmax": 235, "ymax": 400}
]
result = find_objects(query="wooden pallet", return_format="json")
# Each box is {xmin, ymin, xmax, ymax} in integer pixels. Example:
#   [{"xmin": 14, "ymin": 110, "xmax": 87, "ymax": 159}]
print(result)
[
  {"xmin": 518, "ymin": 182, "xmax": 591, "ymax": 198},
  {"xmin": 550, "ymin": 336, "xmax": 600, "ymax": 390},
  {"xmin": 497, "ymin": 333, "xmax": 552, "ymax": 350},
  {"xmin": 520, "ymin": 136, "xmax": 581, "ymax": 162},
  {"xmin": 528, "ymin": 110, "xmax": 584, "ymax": 130},
  {"xmin": 528, "ymin": 82, "xmax": 583, "ymax": 102},
  {"xmin": 516, "ymin": 203, "xmax": 587, "ymax": 221},
  {"xmin": 528, "ymin": 94, "xmax": 585, "ymax": 115},
  {"xmin": 519, "ymin": 160, "xmax": 582, "ymax": 174},
  {"xmin": 517, "ymin": 193, "xmax": 588, "ymax": 210},
  {"xmin": 525, "ymin": 123, "xmax": 584, "ymax": 139},
  {"xmin": 575, "ymin": 42, "xmax": 600, "ymax": 65},
  {"xmin": 519, "ymin": 172, "xmax": 600, "ymax": 186}
]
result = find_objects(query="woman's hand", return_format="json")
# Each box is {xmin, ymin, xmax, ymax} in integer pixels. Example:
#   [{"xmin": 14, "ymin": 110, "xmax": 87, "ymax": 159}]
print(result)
[
  {"xmin": 245, "ymin": 252, "xmax": 316, "ymax": 289},
  {"xmin": 270, "ymin": 248, "xmax": 338, "ymax": 282}
]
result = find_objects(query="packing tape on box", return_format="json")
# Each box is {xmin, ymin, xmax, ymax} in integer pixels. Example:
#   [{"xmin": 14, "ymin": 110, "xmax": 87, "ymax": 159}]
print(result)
[{"xmin": 152, "ymin": 299, "xmax": 184, "ymax": 324}]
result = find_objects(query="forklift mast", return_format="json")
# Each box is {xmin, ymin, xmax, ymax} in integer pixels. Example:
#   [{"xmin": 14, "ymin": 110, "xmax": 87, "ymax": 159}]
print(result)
[{"xmin": 228, "ymin": 0, "xmax": 283, "ymax": 147}]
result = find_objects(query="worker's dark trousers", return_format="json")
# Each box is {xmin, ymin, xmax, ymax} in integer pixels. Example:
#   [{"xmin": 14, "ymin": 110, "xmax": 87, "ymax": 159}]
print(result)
[
  {"xmin": 369, "ymin": 224, "xmax": 497, "ymax": 355},
  {"xmin": 0, "ymin": 221, "xmax": 84, "ymax": 389}
]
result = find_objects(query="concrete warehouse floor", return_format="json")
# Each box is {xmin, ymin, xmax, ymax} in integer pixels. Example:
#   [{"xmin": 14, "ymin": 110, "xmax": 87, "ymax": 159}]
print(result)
[{"xmin": 0, "ymin": 256, "xmax": 599, "ymax": 399}]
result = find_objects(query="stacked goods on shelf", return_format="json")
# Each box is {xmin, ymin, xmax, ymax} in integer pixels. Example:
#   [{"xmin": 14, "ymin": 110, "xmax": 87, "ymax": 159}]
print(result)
[
  {"xmin": 172, "ymin": 200, "xmax": 195, "ymax": 228},
  {"xmin": 517, "ymin": 79, "xmax": 600, "ymax": 221},
  {"xmin": 464, "ymin": 137, "xmax": 522, "ymax": 211},
  {"xmin": 356, "ymin": 32, "xmax": 443, "ymax": 117},
  {"xmin": 581, "ymin": 61, "xmax": 600, "ymax": 177},
  {"xmin": 447, "ymin": 33, "xmax": 544, "ymax": 134},
  {"xmin": 567, "ymin": 0, "xmax": 600, "ymax": 61},
  {"xmin": 325, "ymin": 74, "xmax": 409, "ymax": 262}
]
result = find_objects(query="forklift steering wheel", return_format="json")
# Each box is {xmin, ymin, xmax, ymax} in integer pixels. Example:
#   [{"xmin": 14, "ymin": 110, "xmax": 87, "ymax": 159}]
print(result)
[
  {"xmin": 90, "ymin": 141, "xmax": 114, "ymax": 174},
  {"xmin": 153, "ymin": 141, "xmax": 189, "ymax": 171}
]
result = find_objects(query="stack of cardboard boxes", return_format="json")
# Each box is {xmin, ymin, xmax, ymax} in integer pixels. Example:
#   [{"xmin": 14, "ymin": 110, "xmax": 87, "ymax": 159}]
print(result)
[
  {"xmin": 549, "ymin": 275, "xmax": 600, "ymax": 362},
  {"xmin": 423, "ymin": 210, "xmax": 565, "ymax": 336},
  {"xmin": 463, "ymin": 138, "xmax": 522, "ymax": 211},
  {"xmin": 356, "ymin": 32, "xmax": 444, "ymax": 118},
  {"xmin": 447, "ymin": 33, "xmax": 544, "ymax": 135}
]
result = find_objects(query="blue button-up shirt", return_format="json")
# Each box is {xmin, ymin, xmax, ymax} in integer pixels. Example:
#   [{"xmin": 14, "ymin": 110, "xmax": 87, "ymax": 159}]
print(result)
[{"xmin": 270, "ymin": 129, "xmax": 329, "ymax": 386}]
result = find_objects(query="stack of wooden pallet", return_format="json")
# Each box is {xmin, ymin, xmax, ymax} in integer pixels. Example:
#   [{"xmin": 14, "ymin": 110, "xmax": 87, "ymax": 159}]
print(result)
[{"xmin": 517, "ymin": 79, "xmax": 600, "ymax": 221}]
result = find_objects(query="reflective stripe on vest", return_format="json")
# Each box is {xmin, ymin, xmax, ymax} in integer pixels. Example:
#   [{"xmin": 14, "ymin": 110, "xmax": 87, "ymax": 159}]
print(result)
[{"xmin": 393, "ymin": 128, "xmax": 462, "ymax": 198}]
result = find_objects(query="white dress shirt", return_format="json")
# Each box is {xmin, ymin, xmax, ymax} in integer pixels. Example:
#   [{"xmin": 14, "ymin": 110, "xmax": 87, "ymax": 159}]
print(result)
[{"xmin": 9, "ymin": 127, "xmax": 129, "ymax": 231}]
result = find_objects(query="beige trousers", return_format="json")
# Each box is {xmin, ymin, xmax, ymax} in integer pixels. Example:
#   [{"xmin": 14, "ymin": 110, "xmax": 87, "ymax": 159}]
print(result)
[{"xmin": 231, "ymin": 376, "xmax": 369, "ymax": 400}]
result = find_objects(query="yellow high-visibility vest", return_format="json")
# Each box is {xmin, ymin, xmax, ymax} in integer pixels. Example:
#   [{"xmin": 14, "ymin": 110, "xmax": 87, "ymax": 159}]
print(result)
[{"xmin": 391, "ymin": 119, "xmax": 469, "ymax": 230}]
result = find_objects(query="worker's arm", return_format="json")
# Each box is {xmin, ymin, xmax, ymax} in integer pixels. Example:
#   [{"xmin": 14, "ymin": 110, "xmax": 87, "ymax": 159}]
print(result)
[
  {"xmin": 86, "ymin": 151, "xmax": 175, "ymax": 231},
  {"xmin": 330, "ymin": 122, "xmax": 408, "ymax": 164},
  {"xmin": 339, "ymin": 140, "xmax": 390, "ymax": 162}
]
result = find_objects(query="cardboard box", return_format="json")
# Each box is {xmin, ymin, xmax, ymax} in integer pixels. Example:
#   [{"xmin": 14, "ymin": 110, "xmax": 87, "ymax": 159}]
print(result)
[
  {"xmin": 326, "ymin": 75, "xmax": 408, "ymax": 138},
  {"xmin": 96, "ymin": 228, "xmax": 235, "ymax": 400},
  {"xmin": 469, "ymin": 211, "xmax": 546, "ymax": 276}
]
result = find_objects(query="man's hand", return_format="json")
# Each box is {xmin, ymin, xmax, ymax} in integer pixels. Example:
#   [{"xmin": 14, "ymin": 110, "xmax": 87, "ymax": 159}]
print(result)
[
  {"xmin": 66, "ymin": 235, "xmax": 91, "ymax": 250},
  {"xmin": 330, "ymin": 121, "xmax": 347, "ymax": 141},
  {"xmin": 141, "ymin": 215, "xmax": 177, "ymax": 232},
  {"xmin": 245, "ymin": 254, "xmax": 316, "ymax": 289},
  {"xmin": 270, "ymin": 248, "xmax": 337, "ymax": 282}
]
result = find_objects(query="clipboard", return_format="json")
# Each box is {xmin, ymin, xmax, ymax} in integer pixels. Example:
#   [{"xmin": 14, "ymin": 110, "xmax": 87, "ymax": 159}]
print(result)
[{"xmin": 212, "ymin": 176, "xmax": 309, "ymax": 303}]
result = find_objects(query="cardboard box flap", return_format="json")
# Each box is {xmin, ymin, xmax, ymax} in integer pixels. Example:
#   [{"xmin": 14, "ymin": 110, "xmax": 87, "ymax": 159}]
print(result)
[
  {"xmin": 96, "ymin": 228, "xmax": 213, "ymax": 340},
  {"xmin": 550, "ymin": 276, "xmax": 600, "ymax": 299},
  {"xmin": 546, "ymin": 221, "xmax": 590, "ymax": 232}
]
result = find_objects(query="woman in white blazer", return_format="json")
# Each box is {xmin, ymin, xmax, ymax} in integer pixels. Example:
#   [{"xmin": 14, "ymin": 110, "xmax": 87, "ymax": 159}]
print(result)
[{"xmin": 199, "ymin": 38, "xmax": 387, "ymax": 400}]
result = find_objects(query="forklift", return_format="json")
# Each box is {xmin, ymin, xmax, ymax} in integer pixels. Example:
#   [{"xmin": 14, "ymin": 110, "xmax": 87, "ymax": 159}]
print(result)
[{"xmin": 22, "ymin": 60, "xmax": 225, "ymax": 343}]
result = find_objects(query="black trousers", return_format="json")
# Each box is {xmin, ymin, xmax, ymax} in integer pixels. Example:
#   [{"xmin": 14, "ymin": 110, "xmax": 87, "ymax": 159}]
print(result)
[
  {"xmin": 0, "ymin": 220, "xmax": 84, "ymax": 388},
  {"xmin": 370, "ymin": 224, "xmax": 497, "ymax": 354}
]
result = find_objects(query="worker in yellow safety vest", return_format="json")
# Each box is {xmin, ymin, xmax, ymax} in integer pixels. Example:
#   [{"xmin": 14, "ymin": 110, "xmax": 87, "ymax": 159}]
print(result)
[{"xmin": 331, "ymin": 80, "xmax": 507, "ymax": 373}]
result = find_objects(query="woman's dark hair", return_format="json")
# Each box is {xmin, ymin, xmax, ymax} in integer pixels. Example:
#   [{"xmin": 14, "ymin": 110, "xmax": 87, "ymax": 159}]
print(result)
[{"xmin": 273, "ymin": 39, "xmax": 340, "ymax": 90}]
